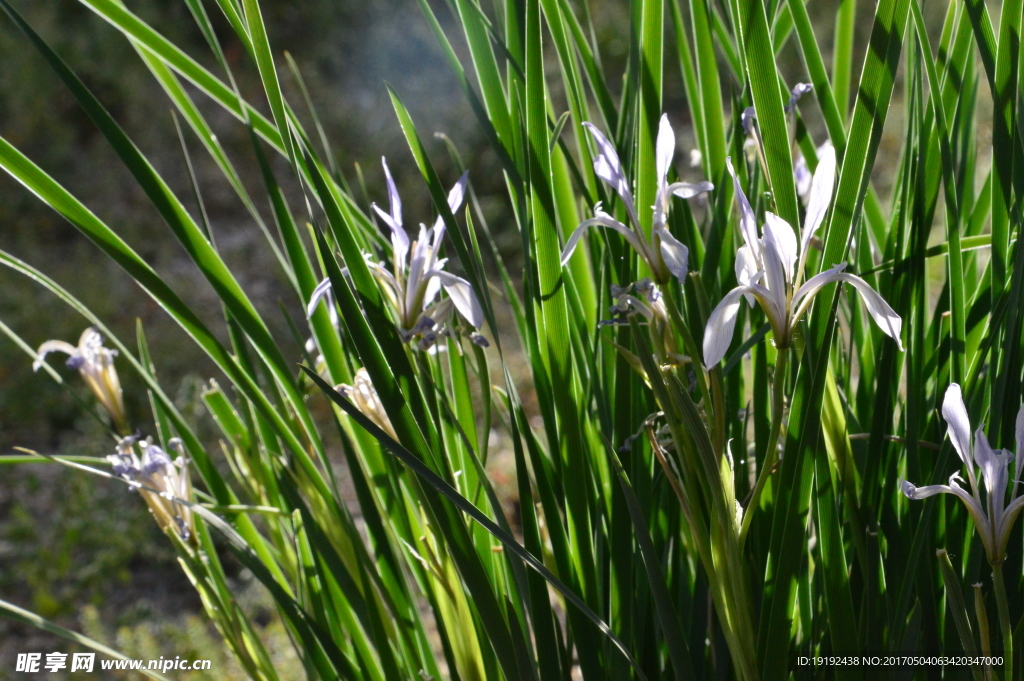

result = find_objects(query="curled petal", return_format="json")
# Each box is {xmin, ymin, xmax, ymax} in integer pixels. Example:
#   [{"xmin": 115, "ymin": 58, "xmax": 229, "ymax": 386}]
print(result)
[
  {"xmin": 703, "ymin": 286, "xmax": 757, "ymax": 367},
  {"xmin": 764, "ymin": 212, "xmax": 798, "ymax": 285},
  {"xmin": 434, "ymin": 271, "xmax": 484, "ymax": 329},
  {"xmin": 942, "ymin": 384, "xmax": 974, "ymax": 473},
  {"xmin": 792, "ymin": 266, "xmax": 902, "ymax": 350},
  {"xmin": 306, "ymin": 278, "xmax": 337, "ymax": 321},
  {"xmin": 33, "ymin": 340, "xmax": 79, "ymax": 372},
  {"xmin": 836, "ymin": 273, "xmax": 902, "ymax": 348},
  {"xmin": 786, "ymin": 83, "xmax": 813, "ymax": 112},
  {"xmin": 726, "ymin": 157, "xmax": 760, "ymax": 259},
  {"xmin": 902, "ymin": 476, "xmax": 993, "ymax": 556},
  {"xmin": 801, "ymin": 144, "xmax": 836, "ymax": 258},
  {"xmin": 656, "ymin": 114, "xmax": 676, "ymax": 184},
  {"xmin": 561, "ymin": 213, "xmax": 649, "ymax": 267},
  {"xmin": 901, "ymin": 480, "xmax": 951, "ymax": 500},
  {"xmin": 792, "ymin": 262, "xmax": 847, "ymax": 307},
  {"xmin": 669, "ymin": 181, "xmax": 714, "ymax": 199},
  {"xmin": 656, "ymin": 228, "xmax": 689, "ymax": 283}
]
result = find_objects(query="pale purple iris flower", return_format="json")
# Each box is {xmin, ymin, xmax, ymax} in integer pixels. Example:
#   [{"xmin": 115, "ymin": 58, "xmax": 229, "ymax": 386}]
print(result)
[
  {"xmin": 702, "ymin": 145, "xmax": 903, "ymax": 367},
  {"xmin": 308, "ymin": 158, "xmax": 485, "ymax": 350},
  {"xmin": 560, "ymin": 115, "xmax": 713, "ymax": 286},
  {"xmin": 902, "ymin": 384, "xmax": 1024, "ymax": 563}
]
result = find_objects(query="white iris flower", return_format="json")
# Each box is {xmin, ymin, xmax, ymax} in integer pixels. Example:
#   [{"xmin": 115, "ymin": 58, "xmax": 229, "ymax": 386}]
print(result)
[
  {"xmin": 560, "ymin": 115, "xmax": 713, "ymax": 285},
  {"xmin": 34, "ymin": 327, "xmax": 128, "ymax": 434},
  {"xmin": 702, "ymin": 146, "xmax": 903, "ymax": 367},
  {"xmin": 308, "ymin": 158, "xmax": 485, "ymax": 350},
  {"xmin": 902, "ymin": 384, "xmax": 1024, "ymax": 564}
]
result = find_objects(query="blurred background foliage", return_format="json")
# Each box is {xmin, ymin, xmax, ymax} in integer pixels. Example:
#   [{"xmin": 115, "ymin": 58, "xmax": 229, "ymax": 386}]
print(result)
[{"xmin": 0, "ymin": 0, "xmax": 903, "ymax": 675}]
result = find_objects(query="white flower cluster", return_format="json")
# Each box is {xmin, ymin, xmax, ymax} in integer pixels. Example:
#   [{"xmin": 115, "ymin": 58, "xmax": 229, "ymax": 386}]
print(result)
[{"xmin": 308, "ymin": 158, "xmax": 486, "ymax": 351}]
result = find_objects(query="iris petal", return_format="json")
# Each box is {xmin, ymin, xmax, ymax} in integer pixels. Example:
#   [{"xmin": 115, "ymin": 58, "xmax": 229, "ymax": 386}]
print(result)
[
  {"xmin": 703, "ymin": 286, "xmax": 757, "ymax": 367},
  {"xmin": 32, "ymin": 339, "xmax": 79, "ymax": 372},
  {"xmin": 669, "ymin": 181, "xmax": 714, "ymax": 199},
  {"xmin": 726, "ymin": 157, "xmax": 760, "ymax": 261},
  {"xmin": 561, "ymin": 212, "xmax": 650, "ymax": 267},
  {"xmin": 583, "ymin": 123, "xmax": 636, "ymax": 222},
  {"xmin": 434, "ymin": 271, "xmax": 485, "ymax": 329},
  {"xmin": 656, "ymin": 228, "xmax": 689, "ymax": 283},
  {"xmin": 801, "ymin": 145, "xmax": 836, "ymax": 258},
  {"xmin": 792, "ymin": 266, "xmax": 902, "ymax": 350},
  {"xmin": 763, "ymin": 213, "xmax": 798, "ymax": 284},
  {"xmin": 942, "ymin": 384, "xmax": 975, "ymax": 473},
  {"xmin": 656, "ymin": 114, "xmax": 675, "ymax": 184}
]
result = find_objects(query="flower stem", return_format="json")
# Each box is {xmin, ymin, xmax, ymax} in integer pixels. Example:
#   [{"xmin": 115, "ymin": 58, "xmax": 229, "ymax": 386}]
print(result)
[
  {"xmin": 992, "ymin": 561, "xmax": 1013, "ymax": 681},
  {"xmin": 739, "ymin": 346, "xmax": 788, "ymax": 544},
  {"xmin": 975, "ymin": 582, "xmax": 996, "ymax": 681}
]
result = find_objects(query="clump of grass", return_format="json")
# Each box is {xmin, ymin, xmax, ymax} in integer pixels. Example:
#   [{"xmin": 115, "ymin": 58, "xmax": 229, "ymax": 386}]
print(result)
[{"xmin": 0, "ymin": 0, "xmax": 1020, "ymax": 678}]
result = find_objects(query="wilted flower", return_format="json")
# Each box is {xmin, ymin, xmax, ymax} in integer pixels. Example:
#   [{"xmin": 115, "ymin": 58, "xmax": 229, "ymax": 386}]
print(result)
[
  {"xmin": 34, "ymin": 327, "xmax": 128, "ymax": 434},
  {"xmin": 338, "ymin": 368, "xmax": 396, "ymax": 440},
  {"xmin": 308, "ymin": 158, "xmax": 486, "ymax": 350},
  {"xmin": 560, "ymin": 115, "xmax": 713, "ymax": 286},
  {"xmin": 702, "ymin": 146, "xmax": 903, "ymax": 367},
  {"xmin": 601, "ymin": 278, "xmax": 684, "ymax": 364},
  {"xmin": 601, "ymin": 279, "xmax": 667, "ymax": 327},
  {"xmin": 108, "ymin": 435, "xmax": 195, "ymax": 543},
  {"xmin": 902, "ymin": 384, "xmax": 1024, "ymax": 564}
]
